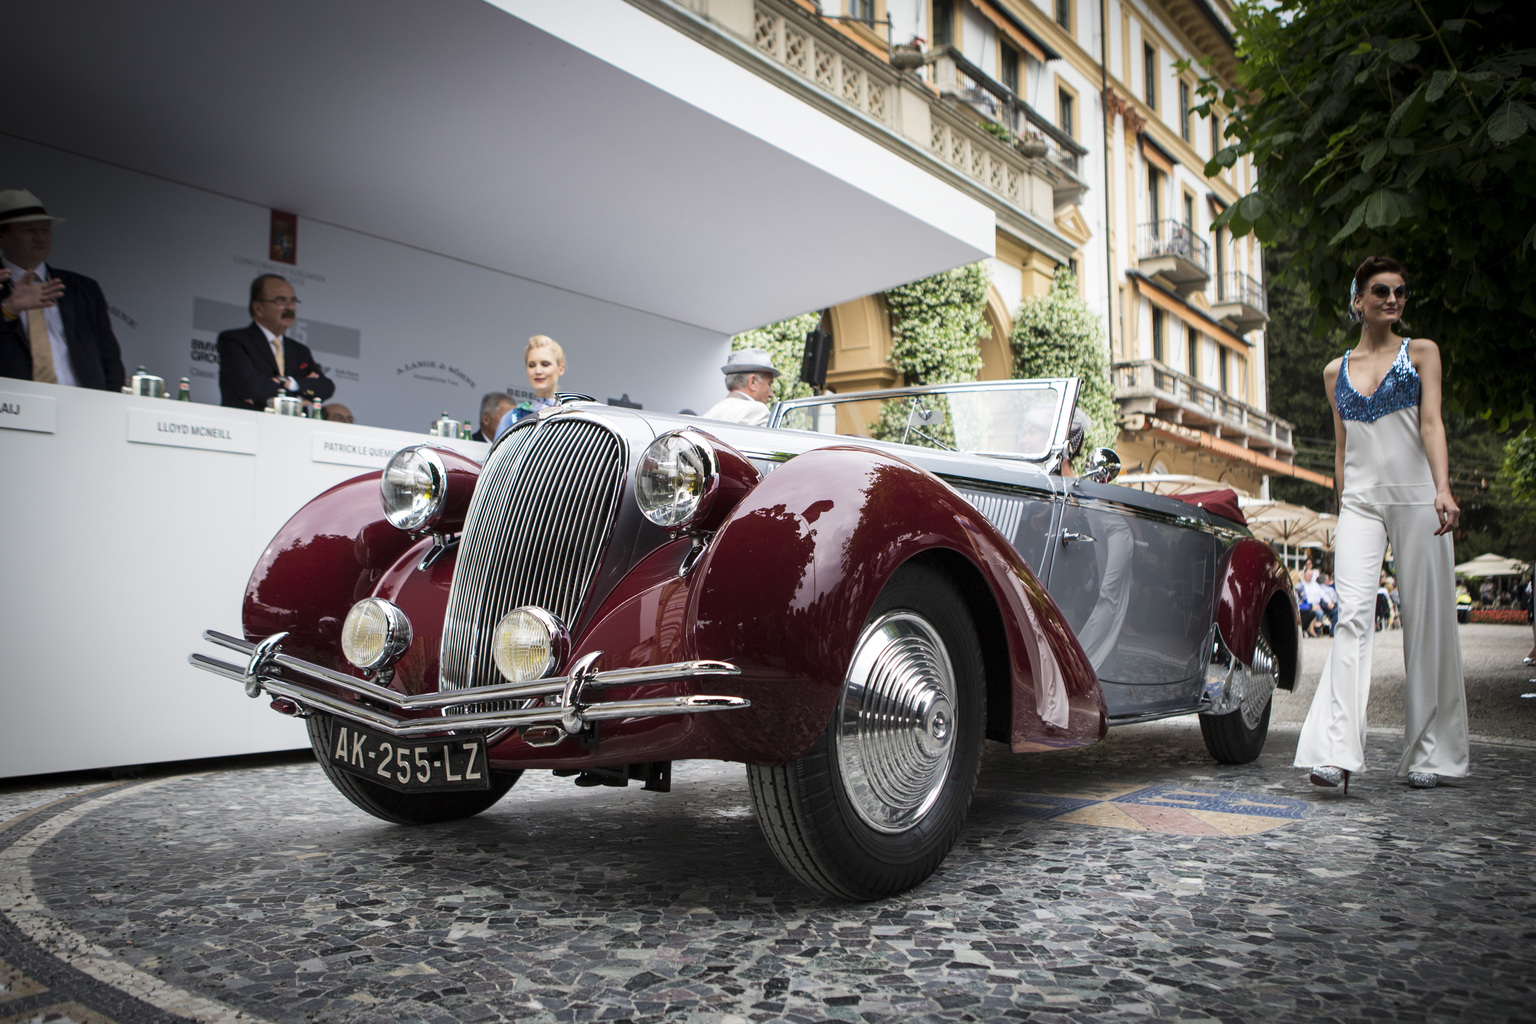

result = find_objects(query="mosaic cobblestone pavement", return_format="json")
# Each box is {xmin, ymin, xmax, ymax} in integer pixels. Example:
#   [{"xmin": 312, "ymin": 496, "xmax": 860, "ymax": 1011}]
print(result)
[{"xmin": 2, "ymin": 722, "xmax": 1534, "ymax": 1024}]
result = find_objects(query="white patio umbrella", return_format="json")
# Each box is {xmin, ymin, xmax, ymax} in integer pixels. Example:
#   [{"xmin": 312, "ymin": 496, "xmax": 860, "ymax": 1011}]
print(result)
[
  {"xmin": 1115, "ymin": 473, "xmax": 1238, "ymax": 496},
  {"xmin": 1241, "ymin": 500, "xmax": 1329, "ymax": 546},
  {"xmin": 1454, "ymin": 552, "xmax": 1530, "ymax": 578}
]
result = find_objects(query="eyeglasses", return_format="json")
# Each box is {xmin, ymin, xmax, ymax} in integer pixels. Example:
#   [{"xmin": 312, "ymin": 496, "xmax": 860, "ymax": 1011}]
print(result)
[
  {"xmin": 257, "ymin": 296, "xmax": 301, "ymax": 307},
  {"xmin": 1367, "ymin": 284, "xmax": 1408, "ymax": 301}
]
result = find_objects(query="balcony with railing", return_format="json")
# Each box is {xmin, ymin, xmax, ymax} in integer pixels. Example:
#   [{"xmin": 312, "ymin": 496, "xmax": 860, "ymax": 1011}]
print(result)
[
  {"xmin": 1112, "ymin": 358, "xmax": 1294, "ymax": 456},
  {"xmin": 926, "ymin": 45, "xmax": 1089, "ymax": 208},
  {"xmin": 1138, "ymin": 220, "xmax": 1211, "ymax": 297},
  {"xmin": 671, "ymin": 0, "xmax": 1084, "ymax": 231},
  {"xmin": 1211, "ymin": 270, "xmax": 1269, "ymax": 333}
]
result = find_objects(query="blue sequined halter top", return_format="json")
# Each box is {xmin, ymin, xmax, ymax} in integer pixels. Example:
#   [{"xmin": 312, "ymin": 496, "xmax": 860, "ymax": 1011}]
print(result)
[{"xmin": 1336, "ymin": 338, "xmax": 1420, "ymax": 423}]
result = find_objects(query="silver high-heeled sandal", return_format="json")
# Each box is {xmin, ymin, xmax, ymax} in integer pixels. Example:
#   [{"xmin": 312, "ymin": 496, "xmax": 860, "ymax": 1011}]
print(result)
[
  {"xmin": 1309, "ymin": 765, "xmax": 1350, "ymax": 794},
  {"xmin": 1408, "ymin": 772, "xmax": 1438, "ymax": 788}
]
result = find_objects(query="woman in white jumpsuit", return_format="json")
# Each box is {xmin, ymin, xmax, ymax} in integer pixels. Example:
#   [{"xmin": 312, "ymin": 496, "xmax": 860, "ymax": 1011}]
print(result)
[{"xmin": 1295, "ymin": 256, "xmax": 1468, "ymax": 793}]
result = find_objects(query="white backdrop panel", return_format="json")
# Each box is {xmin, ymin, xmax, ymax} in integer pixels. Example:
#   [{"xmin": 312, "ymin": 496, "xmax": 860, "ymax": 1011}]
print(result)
[{"xmin": 2, "ymin": 136, "xmax": 731, "ymax": 433}]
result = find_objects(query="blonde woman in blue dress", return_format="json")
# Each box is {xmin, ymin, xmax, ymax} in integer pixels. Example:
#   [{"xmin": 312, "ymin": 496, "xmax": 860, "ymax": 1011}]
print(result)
[{"xmin": 1295, "ymin": 255, "xmax": 1468, "ymax": 793}]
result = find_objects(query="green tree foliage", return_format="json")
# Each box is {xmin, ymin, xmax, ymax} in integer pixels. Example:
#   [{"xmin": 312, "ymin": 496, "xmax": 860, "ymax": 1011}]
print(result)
[
  {"xmin": 1495, "ymin": 427, "xmax": 1536, "ymax": 562},
  {"xmin": 1192, "ymin": 0, "xmax": 1536, "ymax": 427},
  {"xmin": 1505, "ymin": 427, "xmax": 1536, "ymax": 502},
  {"xmin": 1262, "ymin": 231, "xmax": 1350, "ymax": 511},
  {"xmin": 730, "ymin": 312, "xmax": 820, "ymax": 403},
  {"xmin": 1008, "ymin": 269, "xmax": 1117, "ymax": 453}
]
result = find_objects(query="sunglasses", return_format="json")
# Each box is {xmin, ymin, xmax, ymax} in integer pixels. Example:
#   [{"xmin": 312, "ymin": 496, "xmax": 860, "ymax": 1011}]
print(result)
[{"xmin": 1367, "ymin": 284, "xmax": 1408, "ymax": 300}]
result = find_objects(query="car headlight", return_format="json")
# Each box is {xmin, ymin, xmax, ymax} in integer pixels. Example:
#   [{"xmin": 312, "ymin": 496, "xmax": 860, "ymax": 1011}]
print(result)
[
  {"xmin": 381, "ymin": 446, "xmax": 447, "ymax": 531},
  {"xmin": 491, "ymin": 607, "xmax": 570, "ymax": 682},
  {"xmin": 340, "ymin": 598, "xmax": 412, "ymax": 671},
  {"xmin": 635, "ymin": 429, "xmax": 718, "ymax": 529}
]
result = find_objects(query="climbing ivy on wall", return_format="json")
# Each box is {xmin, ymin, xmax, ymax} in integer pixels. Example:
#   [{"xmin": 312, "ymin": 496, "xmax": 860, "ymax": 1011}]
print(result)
[
  {"xmin": 1008, "ymin": 268, "xmax": 1118, "ymax": 454},
  {"xmin": 730, "ymin": 312, "xmax": 820, "ymax": 404},
  {"xmin": 871, "ymin": 263, "xmax": 991, "ymax": 444},
  {"xmin": 884, "ymin": 263, "xmax": 989, "ymax": 386}
]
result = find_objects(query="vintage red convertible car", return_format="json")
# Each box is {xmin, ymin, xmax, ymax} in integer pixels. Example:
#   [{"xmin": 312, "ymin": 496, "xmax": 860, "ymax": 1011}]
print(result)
[{"xmin": 192, "ymin": 378, "xmax": 1298, "ymax": 899}]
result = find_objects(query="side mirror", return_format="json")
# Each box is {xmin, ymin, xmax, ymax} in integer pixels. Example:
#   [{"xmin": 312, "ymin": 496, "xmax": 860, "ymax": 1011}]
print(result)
[{"xmin": 1082, "ymin": 447, "xmax": 1121, "ymax": 484}]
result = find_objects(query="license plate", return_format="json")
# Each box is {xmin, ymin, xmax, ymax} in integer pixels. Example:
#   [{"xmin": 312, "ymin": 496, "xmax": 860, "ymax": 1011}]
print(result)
[{"xmin": 326, "ymin": 720, "xmax": 491, "ymax": 792}]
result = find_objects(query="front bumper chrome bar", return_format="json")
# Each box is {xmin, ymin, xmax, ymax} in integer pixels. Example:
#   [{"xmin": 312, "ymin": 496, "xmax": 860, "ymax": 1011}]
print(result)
[{"xmin": 189, "ymin": 630, "xmax": 749, "ymax": 738}]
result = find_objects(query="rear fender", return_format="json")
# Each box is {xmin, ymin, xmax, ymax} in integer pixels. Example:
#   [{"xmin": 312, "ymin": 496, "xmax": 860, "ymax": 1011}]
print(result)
[{"xmin": 1215, "ymin": 536, "xmax": 1300, "ymax": 689}]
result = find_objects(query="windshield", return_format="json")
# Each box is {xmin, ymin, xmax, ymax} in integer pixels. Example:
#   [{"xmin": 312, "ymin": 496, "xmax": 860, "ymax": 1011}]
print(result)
[{"xmin": 773, "ymin": 380, "xmax": 1073, "ymax": 461}]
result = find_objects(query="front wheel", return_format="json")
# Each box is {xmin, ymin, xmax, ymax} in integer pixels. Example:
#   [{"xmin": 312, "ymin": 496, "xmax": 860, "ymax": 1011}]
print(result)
[
  {"xmin": 747, "ymin": 562, "xmax": 985, "ymax": 900},
  {"xmin": 306, "ymin": 716, "xmax": 519, "ymax": 824},
  {"xmin": 1198, "ymin": 620, "xmax": 1278, "ymax": 764}
]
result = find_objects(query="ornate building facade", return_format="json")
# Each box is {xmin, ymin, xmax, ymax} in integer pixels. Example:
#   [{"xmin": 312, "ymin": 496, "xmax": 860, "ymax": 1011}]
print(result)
[{"xmin": 637, "ymin": 0, "xmax": 1329, "ymax": 496}]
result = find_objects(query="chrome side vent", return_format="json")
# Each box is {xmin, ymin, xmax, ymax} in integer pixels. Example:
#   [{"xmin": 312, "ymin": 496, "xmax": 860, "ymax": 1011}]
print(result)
[
  {"xmin": 954, "ymin": 487, "xmax": 1026, "ymax": 543},
  {"xmin": 440, "ymin": 418, "xmax": 626, "ymax": 691}
]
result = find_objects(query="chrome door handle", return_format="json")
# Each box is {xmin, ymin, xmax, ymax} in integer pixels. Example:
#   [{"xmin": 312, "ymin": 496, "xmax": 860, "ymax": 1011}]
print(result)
[{"xmin": 1062, "ymin": 531, "xmax": 1095, "ymax": 545}]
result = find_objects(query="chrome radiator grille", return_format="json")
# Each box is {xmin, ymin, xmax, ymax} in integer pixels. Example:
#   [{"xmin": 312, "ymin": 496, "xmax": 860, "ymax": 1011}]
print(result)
[{"xmin": 439, "ymin": 417, "xmax": 626, "ymax": 691}]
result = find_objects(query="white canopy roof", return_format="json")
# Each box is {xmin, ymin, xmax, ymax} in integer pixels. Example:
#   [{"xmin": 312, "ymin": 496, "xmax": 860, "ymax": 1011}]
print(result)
[{"xmin": 3, "ymin": 0, "xmax": 993, "ymax": 337}]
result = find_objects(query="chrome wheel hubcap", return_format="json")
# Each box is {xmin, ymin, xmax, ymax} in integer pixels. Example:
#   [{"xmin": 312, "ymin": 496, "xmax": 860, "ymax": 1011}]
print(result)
[
  {"xmin": 836, "ymin": 611, "xmax": 957, "ymax": 833},
  {"xmin": 1241, "ymin": 631, "xmax": 1279, "ymax": 730}
]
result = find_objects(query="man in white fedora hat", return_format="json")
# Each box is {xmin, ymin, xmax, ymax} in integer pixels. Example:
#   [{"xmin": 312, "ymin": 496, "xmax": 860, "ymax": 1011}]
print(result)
[
  {"xmin": 0, "ymin": 189, "xmax": 125, "ymax": 390},
  {"xmin": 702, "ymin": 347, "xmax": 780, "ymax": 426}
]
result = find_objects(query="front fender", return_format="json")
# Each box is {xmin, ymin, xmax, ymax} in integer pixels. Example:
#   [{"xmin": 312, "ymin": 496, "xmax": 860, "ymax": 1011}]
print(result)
[
  {"xmin": 242, "ymin": 448, "xmax": 481, "ymax": 670},
  {"xmin": 687, "ymin": 446, "xmax": 1104, "ymax": 763}
]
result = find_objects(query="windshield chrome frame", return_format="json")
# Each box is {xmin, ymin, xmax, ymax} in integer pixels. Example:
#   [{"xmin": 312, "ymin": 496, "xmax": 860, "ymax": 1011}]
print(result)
[{"xmin": 770, "ymin": 378, "xmax": 1082, "ymax": 466}]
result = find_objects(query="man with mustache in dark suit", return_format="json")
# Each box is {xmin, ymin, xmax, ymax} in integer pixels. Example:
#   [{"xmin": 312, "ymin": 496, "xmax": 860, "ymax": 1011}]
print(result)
[
  {"xmin": 0, "ymin": 188, "xmax": 126, "ymax": 390},
  {"xmin": 217, "ymin": 273, "xmax": 335, "ymax": 410}
]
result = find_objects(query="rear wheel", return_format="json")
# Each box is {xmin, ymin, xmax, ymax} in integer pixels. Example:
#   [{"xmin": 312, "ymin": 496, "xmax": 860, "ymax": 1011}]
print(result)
[
  {"xmin": 747, "ymin": 563, "xmax": 985, "ymax": 900},
  {"xmin": 306, "ymin": 716, "xmax": 519, "ymax": 824},
  {"xmin": 1198, "ymin": 620, "xmax": 1278, "ymax": 764}
]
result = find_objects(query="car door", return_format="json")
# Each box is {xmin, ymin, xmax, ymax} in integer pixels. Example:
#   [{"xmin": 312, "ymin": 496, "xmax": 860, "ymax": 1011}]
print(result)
[{"xmin": 1045, "ymin": 481, "xmax": 1220, "ymax": 717}]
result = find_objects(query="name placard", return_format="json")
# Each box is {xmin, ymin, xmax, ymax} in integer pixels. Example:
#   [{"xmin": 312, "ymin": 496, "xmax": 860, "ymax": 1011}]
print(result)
[
  {"xmin": 126, "ymin": 408, "xmax": 257, "ymax": 455},
  {"xmin": 312, "ymin": 434, "xmax": 404, "ymax": 469},
  {"xmin": 0, "ymin": 390, "xmax": 57, "ymax": 434}
]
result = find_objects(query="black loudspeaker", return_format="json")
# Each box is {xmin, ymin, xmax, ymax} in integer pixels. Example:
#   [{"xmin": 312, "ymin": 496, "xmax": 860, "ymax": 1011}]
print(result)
[{"xmin": 801, "ymin": 323, "xmax": 832, "ymax": 392}]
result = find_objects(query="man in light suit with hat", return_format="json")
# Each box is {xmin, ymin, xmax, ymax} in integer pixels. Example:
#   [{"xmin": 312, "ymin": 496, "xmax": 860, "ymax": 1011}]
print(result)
[
  {"xmin": 0, "ymin": 189, "xmax": 126, "ymax": 390},
  {"xmin": 702, "ymin": 348, "xmax": 780, "ymax": 427}
]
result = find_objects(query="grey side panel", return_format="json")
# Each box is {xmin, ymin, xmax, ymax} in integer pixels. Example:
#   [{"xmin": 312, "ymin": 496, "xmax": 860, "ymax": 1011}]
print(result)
[{"xmin": 1046, "ymin": 482, "xmax": 1219, "ymax": 696}]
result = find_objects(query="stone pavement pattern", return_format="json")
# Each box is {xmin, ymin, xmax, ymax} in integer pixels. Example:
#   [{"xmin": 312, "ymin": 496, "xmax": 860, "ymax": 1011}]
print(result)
[{"xmin": 1, "ymin": 625, "xmax": 1533, "ymax": 1024}]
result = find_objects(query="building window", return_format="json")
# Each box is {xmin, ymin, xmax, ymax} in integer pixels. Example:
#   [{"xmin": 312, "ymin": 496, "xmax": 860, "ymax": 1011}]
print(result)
[
  {"xmin": 1220, "ymin": 347, "xmax": 1230, "ymax": 393},
  {"xmin": 1055, "ymin": 0, "xmax": 1071, "ymax": 32},
  {"xmin": 1215, "ymin": 226, "xmax": 1227, "ymax": 298},
  {"xmin": 1210, "ymin": 108, "xmax": 1221, "ymax": 157},
  {"xmin": 1059, "ymin": 88, "xmax": 1074, "ymax": 137},
  {"xmin": 849, "ymin": 0, "xmax": 875, "ymax": 25},
  {"xmin": 1183, "ymin": 192, "xmax": 1195, "ymax": 231},
  {"xmin": 1152, "ymin": 308, "xmax": 1165, "ymax": 363},
  {"xmin": 1147, "ymin": 166, "xmax": 1162, "ymax": 224},
  {"xmin": 1001, "ymin": 42, "xmax": 1019, "ymax": 94},
  {"xmin": 1187, "ymin": 326, "xmax": 1200, "ymax": 380},
  {"xmin": 1143, "ymin": 43, "xmax": 1157, "ymax": 111},
  {"xmin": 1068, "ymin": 256, "xmax": 1079, "ymax": 280},
  {"xmin": 1179, "ymin": 80, "xmax": 1192, "ymax": 141},
  {"xmin": 932, "ymin": 0, "xmax": 953, "ymax": 48}
]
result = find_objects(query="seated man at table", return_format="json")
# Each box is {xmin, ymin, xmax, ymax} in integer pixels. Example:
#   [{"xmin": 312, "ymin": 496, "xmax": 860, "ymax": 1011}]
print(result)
[{"xmin": 218, "ymin": 274, "xmax": 335, "ymax": 410}]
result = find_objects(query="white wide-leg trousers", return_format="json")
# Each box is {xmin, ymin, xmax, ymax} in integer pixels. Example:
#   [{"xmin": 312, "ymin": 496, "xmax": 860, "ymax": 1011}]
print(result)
[{"xmin": 1294, "ymin": 499, "xmax": 1468, "ymax": 776}]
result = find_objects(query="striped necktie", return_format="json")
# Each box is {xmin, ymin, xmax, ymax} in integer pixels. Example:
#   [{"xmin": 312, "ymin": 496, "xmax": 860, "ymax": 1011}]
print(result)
[{"xmin": 22, "ymin": 271, "xmax": 57, "ymax": 384}]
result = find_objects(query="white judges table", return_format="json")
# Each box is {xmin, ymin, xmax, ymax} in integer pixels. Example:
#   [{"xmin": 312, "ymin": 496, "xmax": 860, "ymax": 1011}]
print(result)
[{"xmin": 0, "ymin": 379, "xmax": 486, "ymax": 778}]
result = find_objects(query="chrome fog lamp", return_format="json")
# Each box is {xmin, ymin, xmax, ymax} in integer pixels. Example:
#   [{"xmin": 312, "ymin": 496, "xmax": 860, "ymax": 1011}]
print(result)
[
  {"xmin": 635, "ymin": 429, "xmax": 718, "ymax": 529},
  {"xmin": 340, "ymin": 598, "xmax": 412, "ymax": 671},
  {"xmin": 380, "ymin": 446, "xmax": 447, "ymax": 531},
  {"xmin": 491, "ymin": 607, "xmax": 570, "ymax": 683}
]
